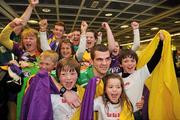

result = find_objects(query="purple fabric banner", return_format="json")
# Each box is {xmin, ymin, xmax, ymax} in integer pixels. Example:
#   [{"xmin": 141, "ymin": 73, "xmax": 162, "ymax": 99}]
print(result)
[
  {"xmin": 80, "ymin": 77, "xmax": 97, "ymax": 120},
  {"xmin": 21, "ymin": 69, "xmax": 59, "ymax": 120}
]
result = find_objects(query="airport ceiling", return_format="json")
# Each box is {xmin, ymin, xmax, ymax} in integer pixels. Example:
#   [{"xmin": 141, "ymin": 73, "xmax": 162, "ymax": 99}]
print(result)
[{"xmin": 0, "ymin": 0, "xmax": 180, "ymax": 48}]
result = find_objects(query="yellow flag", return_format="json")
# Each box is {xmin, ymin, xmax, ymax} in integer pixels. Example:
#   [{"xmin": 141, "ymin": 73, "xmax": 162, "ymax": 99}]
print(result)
[
  {"xmin": 71, "ymin": 85, "xmax": 85, "ymax": 120},
  {"xmin": 120, "ymin": 101, "xmax": 134, "ymax": 120},
  {"xmin": 137, "ymin": 30, "xmax": 180, "ymax": 120}
]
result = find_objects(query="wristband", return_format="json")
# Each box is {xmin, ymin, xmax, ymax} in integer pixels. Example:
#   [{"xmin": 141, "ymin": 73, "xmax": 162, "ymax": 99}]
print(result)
[{"xmin": 60, "ymin": 86, "xmax": 66, "ymax": 96}]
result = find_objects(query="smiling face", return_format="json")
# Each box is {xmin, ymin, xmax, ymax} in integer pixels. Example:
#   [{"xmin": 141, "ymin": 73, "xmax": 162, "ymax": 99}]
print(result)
[
  {"xmin": 39, "ymin": 56, "xmax": 57, "ymax": 72},
  {"xmin": 53, "ymin": 25, "xmax": 64, "ymax": 39},
  {"xmin": 119, "ymin": 49, "xmax": 138, "ymax": 74},
  {"xmin": 112, "ymin": 41, "xmax": 120, "ymax": 56},
  {"xmin": 120, "ymin": 57, "xmax": 136, "ymax": 73},
  {"xmin": 105, "ymin": 78, "xmax": 122, "ymax": 104},
  {"xmin": 56, "ymin": 58, "xmax": 80, "ymax": 90},
  {"xmin": 59, "ymin": 66, "xmax": 78, "ymax": 90},
  {"xmin": 86, "ymin": 32, "xmax": 96, "ymax": 49},
  {"xmin": 72, "ymin": 31, "xmax": 80, "ymax": 46},
  {"xmin": 60, "ymin": 42, "xmax": 72, "ymax": 58},
  {"xmin": 92, "ymin": 50, "xmax": 111, "ymax": 78},
  {"xmin": 39, "ymin": 50, "xmax": 59, "ymax": 72}
]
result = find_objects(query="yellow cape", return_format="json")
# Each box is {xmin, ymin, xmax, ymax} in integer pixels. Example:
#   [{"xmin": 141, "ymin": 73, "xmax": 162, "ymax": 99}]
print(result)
[{"xmin": 137, "ymin": 30, "xmax": 180, "ymax": 120}]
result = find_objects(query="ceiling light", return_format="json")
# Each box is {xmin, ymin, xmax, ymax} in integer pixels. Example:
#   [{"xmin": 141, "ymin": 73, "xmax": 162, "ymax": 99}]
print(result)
[
  {"xmin": 171, "ymin": 32, "xmax": 180, "ymax": 37},
  {"xmin": 125, "ymin": 36, "xmax": 130, "ymax": 38},
  {"xmin": 105, "ymin": 13, "xmax": 112, "ymax": 17},
  {"xmin": 174, "ymin": 21, "xmax": 180, "ymax": 24},
  {"xmin": 151, "ymin": 27, "xmax": 159, "ymax": 31},
  {"xmin": 146, "ymin": 33, "xmax": 150, "ymax": 36},
  {"xmin": 90, "ymin": 1, "xmax": 99, "ymax": 8},
  {"xmin": 42, "ymin": 8, "xmax": 51, "ymax": 13},
  {"xmin": 28, "ymin": 20, "xmax": 38, "ymax": 24},
  {"xmin": 120, "ymin": 25, "xmax": 129, "ymax": 28}
]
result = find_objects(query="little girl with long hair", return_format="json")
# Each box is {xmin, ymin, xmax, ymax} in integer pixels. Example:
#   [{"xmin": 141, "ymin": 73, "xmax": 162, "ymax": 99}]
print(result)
[{"xmin": 94, "ymin": 73, "xmax": 134, "ymax": 120}]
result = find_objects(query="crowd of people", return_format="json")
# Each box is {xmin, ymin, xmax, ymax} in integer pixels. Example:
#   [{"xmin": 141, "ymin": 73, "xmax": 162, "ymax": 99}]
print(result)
[{"xmin": 0, "ymin": 0, "xmax": 179, "ymax": 120}]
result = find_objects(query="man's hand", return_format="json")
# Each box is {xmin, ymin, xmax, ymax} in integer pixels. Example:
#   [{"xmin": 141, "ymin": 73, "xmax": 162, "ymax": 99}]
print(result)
[
  {"xmin": 131, "ymin": 21, "xmax": 139, "ymax": 30},
  {"xmin": 63, "ymin": 90, "xmax": 81, "ymax": 108}
]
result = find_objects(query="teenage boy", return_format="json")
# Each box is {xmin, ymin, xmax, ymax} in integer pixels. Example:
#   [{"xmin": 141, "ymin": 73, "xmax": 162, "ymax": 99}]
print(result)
[{"xmin": 119, "ymin": 32, "xmax": 165, "ymax": 120}]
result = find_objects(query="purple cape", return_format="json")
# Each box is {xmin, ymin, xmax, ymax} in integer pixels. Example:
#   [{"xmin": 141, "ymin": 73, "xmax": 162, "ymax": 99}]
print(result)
[{"xmin": 21, "ymin": 69, "xmax": 59, "ymax": 120}]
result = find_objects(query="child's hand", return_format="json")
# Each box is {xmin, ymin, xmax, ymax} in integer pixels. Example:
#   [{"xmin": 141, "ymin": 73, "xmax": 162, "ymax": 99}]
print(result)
[
  {"xmin": 159, "ymin": 31, "xmax": 165, "ymax": 41},
  {"xmin": 131, "ymin": 21, "xmax": 139, "ymax": 30},
  {"xmin": 136, "ymin": 96, "xmax": 144, "ymax": 110},
  {"xmin": 39, "ymin": 19, "xmax": 48, "ymax": 32},
  {"xmin": 63, "ymin": 90, "xmax": 81, "ymax": 108}
]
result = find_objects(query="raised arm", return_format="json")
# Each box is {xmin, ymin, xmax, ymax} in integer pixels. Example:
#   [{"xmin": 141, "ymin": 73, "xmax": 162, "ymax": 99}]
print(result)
[
  {"xmin": 102, "ymin": 22, "xmax": 115, "ymax": 52},
  {"xmin": 20, "ymin": 0, "xmax": 39, "ymax": 26},
  {"xmin": 131, "ymin": 21, "xmax": 140, "ymax": 51},
  {"xmin": 0, "ymin": 18, "xmax": 23, "ymax": 50},
  {"xmin": 39, "ymin": 19, "xmax": 51, "ymax": 51},
  {"xmin": 96, "ymin": 32, "xmax": 102, "ymax": 44},
  {"xmin": 76, "ymin": 21, "xmax": 88, "ymax": 61},
  {"xmin": 147, "ymin": 32, "xmax": 164, "ymax": 73}
]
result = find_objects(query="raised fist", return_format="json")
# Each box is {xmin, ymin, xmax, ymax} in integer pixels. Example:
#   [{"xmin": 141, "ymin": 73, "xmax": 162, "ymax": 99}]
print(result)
[{"xmin": 131, "ymin": 21, "xmax": 139, "ymax": 30}]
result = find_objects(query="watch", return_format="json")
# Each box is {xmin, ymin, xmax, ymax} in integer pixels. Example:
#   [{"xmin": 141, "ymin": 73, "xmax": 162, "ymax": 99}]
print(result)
[{"xmin": 60, "ymin": 86, "xmax": 66, "ymax": 96}]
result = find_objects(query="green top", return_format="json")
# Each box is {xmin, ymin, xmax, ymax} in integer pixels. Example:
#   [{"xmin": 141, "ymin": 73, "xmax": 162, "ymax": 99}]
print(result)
[{"xmin": 77, "ymin": 66, "xmax": 95, "ymax": 87}]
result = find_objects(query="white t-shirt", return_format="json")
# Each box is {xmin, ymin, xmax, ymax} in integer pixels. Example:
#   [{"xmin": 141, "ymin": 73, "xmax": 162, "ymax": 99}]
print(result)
[
  {"xmin": 94, "ymin": 96, "xmax": 121, "ymax": 120},
  {"xmin": 119, "ymin": 65, "xmax": 150, "ymax": 112},
  {"xmin": 51, "ymin": 94, "xmax": 76, "ymax": 120}
]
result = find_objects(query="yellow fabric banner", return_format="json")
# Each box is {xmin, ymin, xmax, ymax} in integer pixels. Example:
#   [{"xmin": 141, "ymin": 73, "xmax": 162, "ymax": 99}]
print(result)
[
  {"xmin": 137, "ymin": 30, "xmax": 180, "ymax": 120},
  {"xmin": 71, "ymin": 85, "xmax": 85, "ymax": 120},
  {"xmin": 119, "ymin": 101, "xmax": 134, "ymax": 120}
]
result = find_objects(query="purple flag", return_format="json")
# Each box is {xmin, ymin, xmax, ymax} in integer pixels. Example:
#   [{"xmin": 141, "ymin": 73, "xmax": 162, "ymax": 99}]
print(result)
[
  {"xmin": 21, "ymin": 69, "xmax": 59, "ymax": 120},
  {"xmin": 80, "ymin": 77, "xmax": 97, "ymax": 120}
]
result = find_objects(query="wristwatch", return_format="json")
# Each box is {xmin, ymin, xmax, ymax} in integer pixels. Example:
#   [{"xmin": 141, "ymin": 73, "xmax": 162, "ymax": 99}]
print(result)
[{"xmin": 60, "ymin": 86, "xmax": 66, "ymax": 96}]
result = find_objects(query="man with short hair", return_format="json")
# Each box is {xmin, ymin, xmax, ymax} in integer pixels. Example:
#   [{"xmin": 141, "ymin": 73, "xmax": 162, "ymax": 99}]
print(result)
[{"xmin": 77, "ymin": 44, "xmax": 111, "ymax": 87}]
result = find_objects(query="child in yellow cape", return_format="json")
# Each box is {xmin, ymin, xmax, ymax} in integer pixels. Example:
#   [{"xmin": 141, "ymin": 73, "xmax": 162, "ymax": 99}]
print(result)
[{"xmin": 137, "ymin": 30, "xmax": 180, "ymax": 120}]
